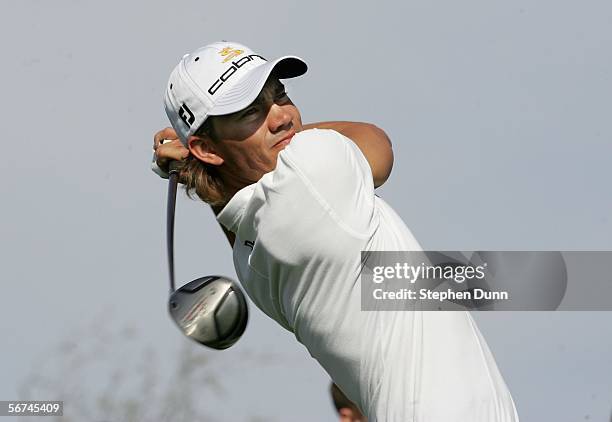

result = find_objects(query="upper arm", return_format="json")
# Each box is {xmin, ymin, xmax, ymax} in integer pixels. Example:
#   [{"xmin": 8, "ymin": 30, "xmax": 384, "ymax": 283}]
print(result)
[{"xmin": 301, "ymin": 121, "xmax": 393, "ymax": 188}]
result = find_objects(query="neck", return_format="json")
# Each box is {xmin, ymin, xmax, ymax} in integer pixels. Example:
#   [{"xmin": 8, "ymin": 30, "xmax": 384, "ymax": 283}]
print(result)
[{"xmin": 217, "ymin": 167, "xmax": 260, "ymax": 205}]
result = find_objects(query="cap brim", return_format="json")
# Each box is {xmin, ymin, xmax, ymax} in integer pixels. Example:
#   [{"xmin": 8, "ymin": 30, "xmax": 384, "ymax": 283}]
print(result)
[{"xmin": 209, "ymin": 56, "xmax": 307, "ymax": 116}]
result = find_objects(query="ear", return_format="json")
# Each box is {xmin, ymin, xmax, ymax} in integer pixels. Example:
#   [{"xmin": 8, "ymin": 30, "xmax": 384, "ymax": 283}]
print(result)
[{"xmin": 187, "ymin": 135, "xmax": 224, "ymax": 166}]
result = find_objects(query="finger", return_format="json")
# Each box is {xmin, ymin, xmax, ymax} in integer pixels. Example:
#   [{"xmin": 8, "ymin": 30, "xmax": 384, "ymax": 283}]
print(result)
[
  {"xmin": 157, "ymin": 138, "xmax": 187, "ymax": 155},
  {"xmin": 153, "ymin": 127, "xmax": 178, "ymax": 149},
  {"xmin": 156, "ymin": 142, "xmax": 190, "ymax": 163},
  {"xmin": 154, "ymin": 138, "xmax": 177, "ymax": 154}
]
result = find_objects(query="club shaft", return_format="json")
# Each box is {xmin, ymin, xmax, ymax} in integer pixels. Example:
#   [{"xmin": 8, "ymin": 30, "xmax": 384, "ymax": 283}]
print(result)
[{"xmin": 166, "ymin": 164, "xmax": 180, "ymax": 294}]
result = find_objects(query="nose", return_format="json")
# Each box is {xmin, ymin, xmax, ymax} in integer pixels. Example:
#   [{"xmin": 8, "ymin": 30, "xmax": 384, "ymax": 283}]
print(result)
[{"xmin": 267, "ymin": 103, "xmax": 292, "ymax": 133}]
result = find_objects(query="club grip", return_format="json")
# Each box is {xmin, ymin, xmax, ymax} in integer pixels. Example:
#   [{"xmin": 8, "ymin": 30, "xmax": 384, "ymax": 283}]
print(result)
[{"xmin": 168, "ymin": 160, "xmax": 181, "ymax": 174}]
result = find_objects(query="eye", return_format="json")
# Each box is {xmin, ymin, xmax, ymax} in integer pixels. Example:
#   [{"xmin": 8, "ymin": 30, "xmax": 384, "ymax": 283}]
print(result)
[
  {"xmin": 241, "ymin": 106, "xmax": 259, "ymax": 117},
  {"xmin": 275, "ymin": 90, "xmax": 290, "ymax": 104}
]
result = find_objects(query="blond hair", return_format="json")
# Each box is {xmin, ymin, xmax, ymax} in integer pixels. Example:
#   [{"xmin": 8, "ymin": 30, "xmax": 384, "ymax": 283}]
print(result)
[{"xmin": 177, "ymin": 118, "xmax": 227, "ymax": 207}]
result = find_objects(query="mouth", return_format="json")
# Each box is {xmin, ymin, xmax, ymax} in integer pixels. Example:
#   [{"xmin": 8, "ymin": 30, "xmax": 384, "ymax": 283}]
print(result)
[{"xmin": 272, "ymin": 130, "xmax": 295, "ymax": 149}]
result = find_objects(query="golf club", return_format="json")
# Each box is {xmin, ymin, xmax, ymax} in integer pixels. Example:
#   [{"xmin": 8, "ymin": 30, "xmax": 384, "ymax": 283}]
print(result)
[{"xmin": 165, "ymin": 159, "xmax": 248, "ymax": 350}]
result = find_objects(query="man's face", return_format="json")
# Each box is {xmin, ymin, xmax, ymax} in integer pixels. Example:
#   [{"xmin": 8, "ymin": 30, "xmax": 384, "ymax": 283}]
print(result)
[{"xmin": 206, "ymin": 77, "xmax": 303, "ymax": 185}]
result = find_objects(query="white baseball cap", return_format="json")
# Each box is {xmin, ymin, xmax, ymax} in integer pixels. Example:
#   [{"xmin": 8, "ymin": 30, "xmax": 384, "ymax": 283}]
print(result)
[{"xmin": 164, "ymin": 41, "xmax": 308, "ymax": 146}]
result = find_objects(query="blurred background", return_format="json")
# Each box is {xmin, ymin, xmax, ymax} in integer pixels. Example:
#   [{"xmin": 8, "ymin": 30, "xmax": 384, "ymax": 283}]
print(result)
[{"xmin": 1, "ymin": 0, "xmax": 611, "ymax": 420}]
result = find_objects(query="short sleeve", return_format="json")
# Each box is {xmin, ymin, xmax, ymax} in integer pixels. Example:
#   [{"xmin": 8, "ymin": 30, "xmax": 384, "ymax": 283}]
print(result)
[{"xmin": 278, "ymin": 128, "xmax": 377, "ymax": 236}]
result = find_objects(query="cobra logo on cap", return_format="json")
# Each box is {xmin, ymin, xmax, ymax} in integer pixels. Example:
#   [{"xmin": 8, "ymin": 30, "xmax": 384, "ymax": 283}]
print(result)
[{"xmin": 208, "ymin": 53, "xmax": 266, "ymax": 95}]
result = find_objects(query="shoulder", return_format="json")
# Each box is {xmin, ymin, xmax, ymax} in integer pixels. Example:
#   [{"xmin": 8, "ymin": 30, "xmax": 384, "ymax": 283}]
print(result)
[
  {"xmin": 281, "ymin": 128, "xmax": 372, "ymax": 181},
  {"xmin": 270, "ymin": 128, "xmax": 376, "ymax": 237},
  {"xmin": 285, "ymin": 128, "xmax": 363, "ymax": 157},
  {"xmin": 288, "ymin": 127, "xmax": 348, "ymax": 148}
]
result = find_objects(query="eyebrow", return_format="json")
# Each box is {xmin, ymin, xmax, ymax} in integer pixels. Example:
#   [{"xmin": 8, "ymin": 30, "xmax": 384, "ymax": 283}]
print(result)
[
  {"xmin": 253, "ymin": 82, "xmax": 286, "ymax": 105},
  {"xmin": 234, "ymin": 81, "xmax": 287, "ymax": 118}
]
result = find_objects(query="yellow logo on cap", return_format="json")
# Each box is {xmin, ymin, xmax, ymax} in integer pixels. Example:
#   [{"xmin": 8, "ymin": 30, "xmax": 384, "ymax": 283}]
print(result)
[{"xmin": 219, "ymin": 47, "xmax": 244, "ymax": 63}]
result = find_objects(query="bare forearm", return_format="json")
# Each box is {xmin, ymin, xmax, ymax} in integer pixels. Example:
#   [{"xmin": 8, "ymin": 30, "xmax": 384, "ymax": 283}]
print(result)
[{"xmin": 301, "ymin": 121, "xmax": 394, "ymax": 188}]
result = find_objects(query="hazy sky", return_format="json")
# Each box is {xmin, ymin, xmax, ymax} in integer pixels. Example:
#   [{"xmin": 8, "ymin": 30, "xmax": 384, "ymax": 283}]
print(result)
[{"xmin": 1, "ymin": 0, "xmax": 611, "ymax": 421}]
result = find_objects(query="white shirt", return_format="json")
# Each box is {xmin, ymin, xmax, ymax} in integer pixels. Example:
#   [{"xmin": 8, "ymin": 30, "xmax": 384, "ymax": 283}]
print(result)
[{"xmin": 217, "ymin": 129, "xmax": 519, "ymax": 421}]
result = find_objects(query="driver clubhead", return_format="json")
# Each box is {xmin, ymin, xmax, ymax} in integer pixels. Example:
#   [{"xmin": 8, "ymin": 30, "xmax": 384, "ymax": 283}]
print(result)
[{"xmin": 168, "ymin": 275, "xmax": 248, "ymax": 350}]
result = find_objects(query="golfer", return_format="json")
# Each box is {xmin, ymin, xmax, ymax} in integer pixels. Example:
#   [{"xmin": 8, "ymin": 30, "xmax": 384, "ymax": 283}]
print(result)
[{"xmin": 152, "ymin": 41, "xmax": 519, "ymax": 421}]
